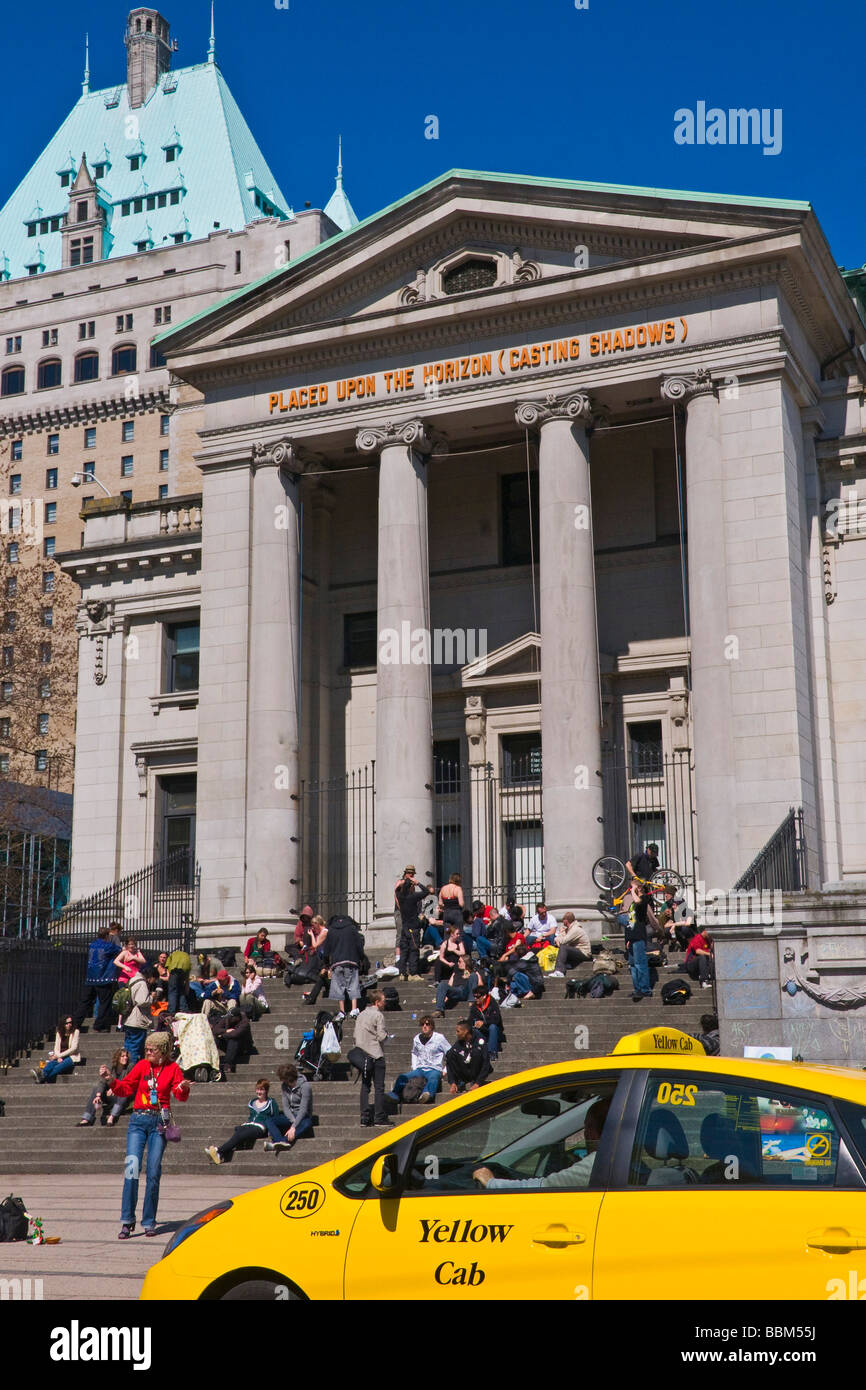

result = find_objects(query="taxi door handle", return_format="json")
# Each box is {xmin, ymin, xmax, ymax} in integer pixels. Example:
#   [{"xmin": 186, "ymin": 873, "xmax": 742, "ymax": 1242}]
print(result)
[
  {"xmin": 532, "ymin": 1225, "xmax": 586, "ymax": 1246},
  {"xmin": 806, "ymin": 1227, "xmax": 866, "ymax": 1252}
]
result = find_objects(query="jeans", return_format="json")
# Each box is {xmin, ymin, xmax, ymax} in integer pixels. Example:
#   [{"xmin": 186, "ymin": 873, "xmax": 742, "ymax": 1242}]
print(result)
[
  {"xmin": 628, "ymin": 939, "xmax": 652, "ymax": 996},
  {"xmin": 359, "ymin": 1054, "xmax": 387, "ymax": 1122},
  {"xmin": 83, "ymin": 1082, "xmax": 126, "ymax": 1122},
  {"xmin": 508, "ymin": 970, "xmax": 531, "ymax": 998},
  {"xmin": 471, "ymin": 935, "xmax": 493, "ymax": 958},
  {"xmin": 121, "ymin": 1111, "xmax": 167, "ymax": 1229},
  {"xmin": 124, "ymin": 1026, "xmax": 148, "ymax": 1063},
  {"xmin": 392, "ymin": 1067, "xmax": 441, "ymax": 1099},
  {"xmin": 273, "ymin": 1113, "xmax": 314, "ymax": 1141},
  {"xmin": 435, "ymin": 979, "xmax": 470, "ymax": 1011},
  {"xmin": 167, "ymin": 971, "xmax": 189, "ymax": 1015},
  {"xmin": 485, "ymin": 1023, "xmax": 501, "ymax": 1060},
  {"xmin": 422, "ymin": 924, "xmax": 443, "ymax": 950},
  {"xmin": 40, "ymin": 1057, "xmax": 75, "ymax": 1083}
]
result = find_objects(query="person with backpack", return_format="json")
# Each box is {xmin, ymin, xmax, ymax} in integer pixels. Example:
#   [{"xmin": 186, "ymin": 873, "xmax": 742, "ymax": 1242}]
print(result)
[
  {"xmin": 72, "ymin": 925, "xmax": 121, "ymax": 1034},
  {"xmin": 387, "ymin": 1014, "xmax": 450, "ymax": 1105},
  {"xmin": 322, "ymin": 914, "xmax": 366, "ymax": 1021},
  {"xmin": 625, "ymin": 881, "xmax": 657, "ymax": 1002},
  {"xmin": 123, "ymin": 964, "xmax": 158, "ymax": 1063}
]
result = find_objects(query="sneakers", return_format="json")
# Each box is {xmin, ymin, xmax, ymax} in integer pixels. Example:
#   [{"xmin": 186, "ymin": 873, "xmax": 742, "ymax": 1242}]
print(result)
[
  {"xmin": 501, "ymin": 993, "xmax": 521, "ymax": 1009},
  {"xmin": 701, "ymin": 981, "xmax": 714, "ymax": 989},
  {"xmin": 205, "ymin": 1145, "xmax": 223, "ymax": 1165},
  {"xmin": 420, "ymin": 1091, "xmax": 433, "ymax": 1103},
  {"xmin": 264, "ymin": 1139, "xmax": 292, "ymax": 1153},
  {"xmin": 348, "ymin": 1007, "xmax": 360, "ymax": 1019},
  {"xmin": 547, "ymin": 970, "xmax": 565, "ymax": 979},
  {"xmin": 374, "ymin": 1117, "xmax": 393, "ymax": 1127},
  {"xmin": 631, "ymin": 992, "xmax": 644, "ymax": 1002},
  {"xmin": 334, "ymin": 1011, "xmax": 346, "ymax": 1022},
  {"xmin": 31, "ymin": 1068, "xmax": 42, "ymax": 1083},
  {"xmin": 118, "ymin": 1223, "xmax": 134, "ymax": 1240}
]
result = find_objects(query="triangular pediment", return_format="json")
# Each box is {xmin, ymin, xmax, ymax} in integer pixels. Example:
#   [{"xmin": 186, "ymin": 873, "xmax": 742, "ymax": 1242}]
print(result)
[
  {"xmin": 160, "ymin": 170, "xmax": 813, "ymax": 373},
  {"xmin": 463, "ymin": 631, "xmax": 541, "ymax": 688}
]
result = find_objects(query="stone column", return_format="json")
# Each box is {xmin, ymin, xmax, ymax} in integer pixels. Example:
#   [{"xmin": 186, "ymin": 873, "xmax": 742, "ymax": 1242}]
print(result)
[
  {"xmin": 357, "ymin": 419, "xmax": 435, "ymax": 925},
  {"xmin": 243, "ymin": 438, "xmax": 305, "ymax": 931},
  {"xmin": 661, "ymin": 370, "xmax": 738, "ymax": 888},
  {"xmin": 515, "ymin": 392, "xmax": 605, "ymax": 921}
]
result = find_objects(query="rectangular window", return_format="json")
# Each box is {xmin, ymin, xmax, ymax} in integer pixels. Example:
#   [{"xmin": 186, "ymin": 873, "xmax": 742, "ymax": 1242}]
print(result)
[
  {"xmin": 3, "ymin": 613, "xmax": 16, "ymax": 633},
  {"xmin": 2, "ymin": 646, "xmax": 13, "ymax": 667},
  {"xmin": 170, "ymin": 190, "xmax": 180, "ymax": 205},
  {"xmin": 7, "ymin": 543, "xmax": 19, "ymax": 564},
  {"xmin": 502, "ymin": 732, "xmax": 542, "ymax": 785},
  {"xmin": 120, "ymin": 490, "xmax": 132, "ymax": 503},
  {"xmin": 158, "ymin": 485, "xmax": 168, "ymax": 500},
  {"xmin": 1, "ymin": 682, "xmax": 12, "ymax": 702},
  {"xmin": 78, "ymin": 320, "xmax": 95, "ymax": 339},
  {"xmin": 84, "ymin": 427, "xmax": 96, "ymax": 450},
  {"xmin": 94, "ymin": 163, "xmax": 106, "ymax": 180},
  {"xmin": 45, "ymin": 503, "xmax": 57, "ymax": 523},
  {"xmin": 0, "ymin": 717, "xmax": 9, "ymax": 738},
  {"xmin": 343, "ymin": 611, "xmax": 377, "ymax": 668},
  {"xmin": 116, "ymin": 314, "xmax": 133, "ymax": 333},
  {"xmin": 35, "ymin": 749, "xmax": 48, "ymax": 772},
  {"xmin": 83, "ymin": 462, "xmax": 95, "ymax": 480},
  {"xmin": 40, "ymin": 643, "xmax": 51, "ymax": 665},
  {"xmin": 159, "ymin": 449, "xmax": 169, "ymax": 471},
  {"xmin": 133, "ymin": 198, "xmax": 143, "ymax": 215},
  {"xmin": 122, "ymin": 202, "xmax": 131, "ymax": 217},
  {"xmin": 76, "ymin": 200, "xmax": 89, "ymax": 223},
  {"xmin": 150, "ymin": 345, "xmax": 167, "ymax": 368},
  {"xmin": 159, "ymin": 772, "xmax": 197, "ymax": 873},
  {"xmin": 5, "ymin": 336, "xmax": 22, "ymax": 354},
  {"xmin": 235, "ymin": 250, "xmax": 242, "ymax": 274},
  {"xmin": 9, "ymin": 507, "xmax": 21, "ymax": 532},
  {"xmin": 121, "ymin": 456, "xmax": 134, "ymax": 477},
  {"xmin": 146, "ymin": 196, "xmax": 156, "ymax": 211},
  {"xmin": 160, "ymin": 415, "xmax": 170, "ymax": 436},
  {"xmin": 501, "ymin": 471, "xmax": 540, "ymax": 567},
  {"xmin": 39, "ymin": 679, "xmax": 51, "ymax": 698},
  {"xmin": 42, "ymin": 538, "xmax": 55, "ymax": 559},
  {"xmin": 628, "ymin": 720, "xmax": 664, "ymax": 778},
  {"xmin": 157, "ymin": 193, "xmax": 167, "ymax": 208},
  {"xmin": 5, "ymin": 577, "xmax": 16, "ymax": 598},
  {"xmin": 166, "ymin": 620, "xmax": 200, "ymax": 692},
  {"xmin": 42, "ymin": 609, "xmax": 54, "ymax": 628},
  {"xmin": 166, "ymin": 146, "xmax": 176, "ymax": 163},
  {"xmin": 0, "ymin": 755, "xmax": 8, "ymax": 774},
  {"xmin": 9, "ymin": 475, "xmax": 21, "ymax": 495},
  {"xmin": 42, "ymin": 572, "xmax": 55, "ymax": 594},
  {"xmin": 11, "ymin": 440, "xmax": 22, "ymax": 461},
  {"xmin": 42, "ymin": 328, "xmax": 58, "ymax": 347},
  {"xmin": 45, "ymin": 468, "xmax": 58, "ymax": 490},
  {"xmin": 122, "ymin": 420, "xmax": 134, "ymax": 443},
  {"xmin": 433, "ymin": 739, "xmax": 462, "ymax": 795},
  {"xmin": 631, "ymin": 811, "xmax": 666, "ymax": 864},
  {"xmin": 130, "ymin": 155, "xmax": 141, "ymax": 172},
  {"xmin": 37, "ymin": 712, "xmax": 49, "ymax": 735},
  {"xmin": 47, "ymin": 435, "xmax": 59, "ymax": 456}
]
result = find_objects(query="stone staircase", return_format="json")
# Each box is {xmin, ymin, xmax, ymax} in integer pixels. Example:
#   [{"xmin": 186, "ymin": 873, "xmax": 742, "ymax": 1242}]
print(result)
[{"xmin": 0, "ymin": 956, "xmax": 711, "ymax": 1177}]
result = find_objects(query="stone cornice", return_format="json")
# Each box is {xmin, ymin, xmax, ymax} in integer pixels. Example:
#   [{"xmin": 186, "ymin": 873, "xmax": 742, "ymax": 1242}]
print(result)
[
  {"xmin": 0, "ymin": 388, "xmax": 172, "ymax": 438},
  {"xmin": 59, "ymin": 534, "xmax": 201, "ymax": 583},
  {"xmin": 180, "ymin": 259, "xmax": 787, "ymax": 390}
]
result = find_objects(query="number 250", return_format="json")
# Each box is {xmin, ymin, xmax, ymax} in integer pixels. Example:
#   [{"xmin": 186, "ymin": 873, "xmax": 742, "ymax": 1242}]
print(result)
[{"xmin": 656, "ymin": 1082, "xmax": 697, "ymax": 1106}]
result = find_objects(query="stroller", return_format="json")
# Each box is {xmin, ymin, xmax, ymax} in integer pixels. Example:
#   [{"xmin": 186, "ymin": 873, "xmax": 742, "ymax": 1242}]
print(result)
[
  {"xmin": 295, "ymin": 1009, "xmax": 342, "ymax": 1081},
  {"xmin": 174, "ymin": 1012, "xmax": 222, "ymax": 1083}
]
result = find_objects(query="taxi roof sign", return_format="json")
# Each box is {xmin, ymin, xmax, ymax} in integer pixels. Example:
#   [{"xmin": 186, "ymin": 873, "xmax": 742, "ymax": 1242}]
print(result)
[{"xmin": 613, "ymin": 1027, "xmax": 706, "ymax": 1057}]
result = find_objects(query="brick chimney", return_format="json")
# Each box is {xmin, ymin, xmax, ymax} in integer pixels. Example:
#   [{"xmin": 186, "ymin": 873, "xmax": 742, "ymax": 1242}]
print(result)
[{"xmin": 124, "ymin": 8, "xmax": 173, "ymax": 108}]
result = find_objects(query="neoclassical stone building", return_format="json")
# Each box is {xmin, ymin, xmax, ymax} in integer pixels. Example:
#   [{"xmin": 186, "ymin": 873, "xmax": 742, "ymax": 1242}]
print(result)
[{"xmin": 62, "ymin": 169, "xmax": 866, "ymax": 950}]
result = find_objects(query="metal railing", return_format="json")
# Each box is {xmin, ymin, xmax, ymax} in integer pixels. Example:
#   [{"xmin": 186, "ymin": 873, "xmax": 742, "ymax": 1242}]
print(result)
[
  {"xmin": 600, "ymin": 744, "xmax": 698, "ymax": 895},
  {"xmin": 435, "ymin": 758, "xmax": 544, "ymax": 907},
  {"xmin": 733, "ymin": 807, "xmax": 806, "ymax": 892},
  {"xmin": 0, "ymin": 941, "xmax": 87, "ymax": 1064},
  {"xmin": 50, "ymin": 849, "xmax": 200, "ymax": 953},
  {"xmin": 299, "ymin": 766, "xmax": 375, "ymax": 922}
]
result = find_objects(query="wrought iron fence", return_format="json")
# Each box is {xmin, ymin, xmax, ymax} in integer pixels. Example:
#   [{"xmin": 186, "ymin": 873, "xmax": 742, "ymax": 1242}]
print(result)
[
  {"xmin": 434, "ymin": 757, "xmax": 544, "ymax": 907},
  {"xmin": 0, "ymin": 830, "xmax": 70, "ymax": 939},
  {"xmin": 298, "ymin": 765, "xmax": 375, "ymax": 922},
  {"xmin": 733, "ymin": 807, "xmax": 806, "ymax": 892},
  {"xmin": 50, "ymin": 849, "xmax": 200, "ymax": 953},
  {"xmin": 600, "ymin": 744, "xmax": 698, "ymax": 894},
  {"xmin": 0, "ymin": 941, "xmax": 87, "ymax": 1064}
]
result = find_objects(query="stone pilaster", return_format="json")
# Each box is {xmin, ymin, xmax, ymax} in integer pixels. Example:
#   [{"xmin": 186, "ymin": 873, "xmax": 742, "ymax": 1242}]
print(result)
[
  {"xmin": 357, "ymin": 419, "xmax": 435, "ymax": 922},
  {"xmin": 516, "ymin": 391, "xmax": 605, "ymax": 921}
]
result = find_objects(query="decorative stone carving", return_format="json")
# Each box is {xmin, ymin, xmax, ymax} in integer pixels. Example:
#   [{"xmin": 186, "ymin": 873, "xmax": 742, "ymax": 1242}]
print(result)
[
  {"xmin": 77, "ymin": 599, "xmax": 118, "ymax": 686},
  {"xmin": 822, "ymin": 545, "xmax": 836, "ymax": 605},
  {"xmin": 511, "ymin": 247, "xmax": 541, "ymax": 283},
  {"xmin": 782, "ymin": 945, "xmax": 866, "ymax": 1009},
  {"xmin": 668, "ymin": 675, "xmax": 691, "ymax": 747},
  {"xmin": 464, "ymin": 693, "xmax": 487, "ymax": 767},
  {"xmin": 253, "ymin": 438, "xmax": 321, "ymax": 479},
  {"xmin": 135, "ymin": 755, "xmax": 148, "ymax": 798},
  {"xmin": 515, "ymin": 391, "xmax": 595, "ymax": 429},
  {"xmin": 398, "ymin": 268, "xmax": 428, "ymax": 306},
  {"xmin": 356, "ymin": 419, "xmax": 435, "ymax": 455},
  {"xmin": 660, "ymin": 369, "xmax": 715, "ymax": 404}
]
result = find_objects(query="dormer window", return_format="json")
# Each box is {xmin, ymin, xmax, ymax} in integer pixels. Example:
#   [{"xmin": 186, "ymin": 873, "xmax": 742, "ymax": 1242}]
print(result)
[
  {"xmin": 60, "ymin": 172, "xmax": 71, "ymax": 189},
  {"xmin": 442, "ymin": 257, "xmax": 498, "ymax": 296},
  {"xmin": 129, "ymin": 155, "xmax": 142, "ymax": 172},
  {"xmin": 76, "ymin": 200, "xmax": 89, "ymax": 223},
  {"xmin": 94, "ymin": 163, "xmax": 107, "ymax": 180},
  {"xmin": 165, "ymin": 146, "xmax": 177, "ymax": 163}
]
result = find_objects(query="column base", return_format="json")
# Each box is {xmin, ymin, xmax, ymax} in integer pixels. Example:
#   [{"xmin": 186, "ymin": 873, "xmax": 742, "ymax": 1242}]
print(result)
[
  {"xmin": 195, "ymin": 916, "xmax": 297, "ymax": 953},
  {"xmin": 546, "ymin": 900, "xmax": 613, "ymax": 943}
]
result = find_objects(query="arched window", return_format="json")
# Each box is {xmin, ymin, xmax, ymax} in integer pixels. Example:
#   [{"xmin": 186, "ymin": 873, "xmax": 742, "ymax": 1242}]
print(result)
[
  {"xmin": 37, "ymin": 359, "xmax": 62, "ymax": 390},
  {"xmin": 112, "ymin": 344, "xmax": 137, "ymax": 376},
  {"xmin": 74, "ymin": 351, "xmax": 99, "ymax": 384},
  {"xmin": 1, "ymin": 366, "xmax": 25, "ymax": 397},
  {"xmin": 441, "ymin": 258, "xmax": 498, "ymax": 296}
]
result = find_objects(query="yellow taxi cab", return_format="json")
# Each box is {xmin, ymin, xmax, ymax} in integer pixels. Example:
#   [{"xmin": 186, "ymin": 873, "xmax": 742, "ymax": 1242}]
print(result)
[{"xmin": 141, "ymin": 1027, "xmax": 866, "ymax": 1300}]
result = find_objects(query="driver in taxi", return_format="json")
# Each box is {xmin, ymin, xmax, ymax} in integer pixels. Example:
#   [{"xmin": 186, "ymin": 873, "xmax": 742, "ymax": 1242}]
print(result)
[{"xmin": 472, "ymin": 1096, "xmax": 611, "ymax": 1190}]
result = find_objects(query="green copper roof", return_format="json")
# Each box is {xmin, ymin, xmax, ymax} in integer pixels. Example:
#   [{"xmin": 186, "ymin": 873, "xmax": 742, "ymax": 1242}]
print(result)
[
  {"xmin": 323, "ymin": 137, "xmax": 358, "ymax": 233},
  {"xmin": 157, "ymin": 167, "xmax": 812, "ymax": 348},
  {"xmin": 0, "ymin": 61, "xmax": 290, "ymax": 282}
]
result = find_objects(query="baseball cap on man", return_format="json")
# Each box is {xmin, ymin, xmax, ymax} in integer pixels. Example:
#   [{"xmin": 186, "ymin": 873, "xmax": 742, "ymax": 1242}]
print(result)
[{"xmin": 216, "ymin": 969, "xmax": 230, "ymax": 983}]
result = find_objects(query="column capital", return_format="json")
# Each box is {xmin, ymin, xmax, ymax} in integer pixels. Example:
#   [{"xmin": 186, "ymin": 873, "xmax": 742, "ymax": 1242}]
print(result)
[
  {"xmin": 660, "ymin": 368, "xmax": 715, "ymax": 404},
  {"xmin": 356, "ymin": 418, "xmax": 439, "ymax": 456},
  {"xmin": 515, "ymin": 391, "xmax": 597, "ymax": 430},
  {"xmin": 252, "ymin": 437, "xmax": 322, "ymax": 476}
]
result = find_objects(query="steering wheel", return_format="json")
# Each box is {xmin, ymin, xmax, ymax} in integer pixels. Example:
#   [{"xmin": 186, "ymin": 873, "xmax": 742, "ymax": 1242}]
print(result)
[{"xmin": 474, "ymin": 1160, "xmax": 521, "ymax": 1185}]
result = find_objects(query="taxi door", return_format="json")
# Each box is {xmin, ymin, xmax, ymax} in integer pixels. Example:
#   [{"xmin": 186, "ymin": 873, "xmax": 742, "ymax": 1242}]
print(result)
[
  {"xmin": 343, "ymin": 1074, "xmax": 623, "ymax": 1300},
  {"xmin": 593, "ymin": 1068, "xmax": 866, "ymax": 1300}
]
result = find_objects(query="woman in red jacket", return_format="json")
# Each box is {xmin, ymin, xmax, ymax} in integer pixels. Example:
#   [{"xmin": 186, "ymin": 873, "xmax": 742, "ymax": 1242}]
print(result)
[{"xmin": 108, "ymin": 1032, "xmax": 191, "ymax": 1239}]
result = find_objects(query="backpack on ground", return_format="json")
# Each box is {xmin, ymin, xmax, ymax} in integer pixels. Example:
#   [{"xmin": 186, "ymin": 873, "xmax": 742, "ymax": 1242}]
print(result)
[
  {"xmin": 112, "ymin": 985, "xmax": 133, "ymax": 1019},
  {"xmin": 0, "ymin": 1194, "xmax": 28, "ymax": 1243},
  {"xmin": 401, "ymin": 1075, "xmax": 427, "ymax": 1104},
  {"xmin": 215, "ymin": 948, "xmax": 236, "ymax": 967},
  {"xmin": 589, "ymin": 973, "xmax": 618, "ymax": 998},
  {"xmin": 382, "ymin": 986, "xmax": 401, "ymax": 1011},
  {"xmin": 661, "ymin": 978, "xmax": 692, "ymax": 1005}
]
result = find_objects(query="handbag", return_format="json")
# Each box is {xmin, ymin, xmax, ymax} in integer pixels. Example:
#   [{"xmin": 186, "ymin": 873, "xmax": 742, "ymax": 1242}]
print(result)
[{"xmin": 157, "ymin": 1107, "xmax": 182, "ymax": 1142}]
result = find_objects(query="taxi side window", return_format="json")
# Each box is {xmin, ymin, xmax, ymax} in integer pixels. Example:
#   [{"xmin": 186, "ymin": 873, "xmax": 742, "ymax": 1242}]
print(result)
[
  {"xmin": 401, "ymin": 1081, "xmax": 617, "ymax": 1196},
  {"xmin": 628, "ymin": 1075, "xmax": 840, "ymax": 1188}
]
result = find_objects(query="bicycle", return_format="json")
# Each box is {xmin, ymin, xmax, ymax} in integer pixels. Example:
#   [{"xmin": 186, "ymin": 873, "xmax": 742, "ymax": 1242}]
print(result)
[{"xmin": 591, "ymin": 855, "xmax": 685, "ymax": 912}]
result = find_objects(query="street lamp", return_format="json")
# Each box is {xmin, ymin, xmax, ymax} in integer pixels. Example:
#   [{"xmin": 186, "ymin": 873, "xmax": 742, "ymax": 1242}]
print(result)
[{"xmin": 70, "ymin": 472, "xmax": 112, "ymax": 497}]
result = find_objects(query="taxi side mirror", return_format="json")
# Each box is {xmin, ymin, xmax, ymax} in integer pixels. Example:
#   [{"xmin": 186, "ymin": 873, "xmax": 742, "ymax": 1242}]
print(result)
[{"xmin": 370, "ymin": 1153, "xmax": 400, "ymax": 1195}]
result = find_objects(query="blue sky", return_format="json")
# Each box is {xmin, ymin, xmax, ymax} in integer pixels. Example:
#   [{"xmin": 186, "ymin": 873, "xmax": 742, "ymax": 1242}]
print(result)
[{"xmin": 1, "ymin": 0, "xmax": 862, "ymax": 266}]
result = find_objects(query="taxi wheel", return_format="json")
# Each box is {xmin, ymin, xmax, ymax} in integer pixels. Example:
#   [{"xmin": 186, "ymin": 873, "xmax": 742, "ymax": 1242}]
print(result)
[{"xmin": 219, "ymin": 1280, "xmax": 300, "ymax": 1301}]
